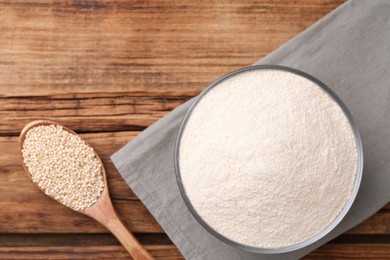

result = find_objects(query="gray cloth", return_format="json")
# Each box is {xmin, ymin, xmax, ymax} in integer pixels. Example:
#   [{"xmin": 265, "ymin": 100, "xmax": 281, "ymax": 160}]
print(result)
[{"xmin": 111, "ymin": 0, "xmax": 390, "ymax": 259}]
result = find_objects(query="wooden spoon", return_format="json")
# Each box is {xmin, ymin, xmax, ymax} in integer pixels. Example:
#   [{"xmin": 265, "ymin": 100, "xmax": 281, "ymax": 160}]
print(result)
[{"xmin": 19, "ymin": 120, "xmax": 153, "ymax": 260}]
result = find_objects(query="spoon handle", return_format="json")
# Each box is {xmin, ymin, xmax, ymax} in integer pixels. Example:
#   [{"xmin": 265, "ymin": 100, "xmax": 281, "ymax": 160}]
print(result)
[
  {"xmin": 104, "ymin": 210, "xmax": 154, "ymax": 260},
  {"xmin": 84, "ymin": 196, "xmax": 153, "ymax": 260}
]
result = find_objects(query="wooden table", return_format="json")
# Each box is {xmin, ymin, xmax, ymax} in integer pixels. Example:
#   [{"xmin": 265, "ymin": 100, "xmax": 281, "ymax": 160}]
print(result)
[{"xmin": 1, "ymin": 0, "xmax": 389, "ymax": 259}]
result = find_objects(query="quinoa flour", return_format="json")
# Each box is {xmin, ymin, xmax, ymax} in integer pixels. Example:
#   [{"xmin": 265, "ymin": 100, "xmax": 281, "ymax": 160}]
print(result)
[{"xmin": 179, "ymin": 69, "xmax": 358, "ymax": 248}]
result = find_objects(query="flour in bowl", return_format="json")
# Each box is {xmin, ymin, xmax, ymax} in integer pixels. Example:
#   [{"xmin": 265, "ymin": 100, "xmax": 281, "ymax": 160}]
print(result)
[{"xmin": 178, "ymin": 68, "xmax": 358, "ymax": 248}]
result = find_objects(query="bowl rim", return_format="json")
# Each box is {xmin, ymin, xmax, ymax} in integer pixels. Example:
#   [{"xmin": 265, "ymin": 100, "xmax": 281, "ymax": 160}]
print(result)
[{"xmin": 174, "ymin": 64, "xmax": 364, "ymax": 254}]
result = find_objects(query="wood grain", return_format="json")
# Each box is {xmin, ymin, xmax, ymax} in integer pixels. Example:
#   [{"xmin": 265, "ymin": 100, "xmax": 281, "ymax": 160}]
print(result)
[
  {"xmin": 0, "ymin": 0, "xmax": 344, "ymax": 97},
  {"xmin": 305, "ymin": 244, "xmax": 390, "ymax": 259},
  {"xmin": 2, "ymin": 0, "xmax": 387, "ymax": 259},
  {"xmin": 0, "ymin": 245, "xmax": 182, "ymax": 259},
  {"xmin": 0, "ymin": 94, "xmax": 188, "ymax": 135}
]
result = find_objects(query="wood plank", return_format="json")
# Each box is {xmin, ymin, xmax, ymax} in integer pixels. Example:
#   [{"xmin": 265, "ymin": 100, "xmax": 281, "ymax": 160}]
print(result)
[
  {"xmin": 0, "ymin": 245, "xmax": 183, "ymax": 260},
  {"xmin": 0, "ymin": 233, "xmax": 173, "ymax": 247},
  {"xmin": 0, "ymin": 199, "xmax": 163, "ymax": 233},
  {"xmin": 306, "ymin": 244, "xmax": 390, "ymax": 259},
  {"xmin": 0, "ymin": 94, "xmax": 189, "ymax": 135},
  {"xmin": 1, "ymin": 132, "xmax": 390, "ymax": 235},
  {"xmin": 0, "ymin": 0, "xmax": 345, "ymax": 97},
  {"xmin": 0, "ymin": 233, "xmax": 181, "ymax": 259}
]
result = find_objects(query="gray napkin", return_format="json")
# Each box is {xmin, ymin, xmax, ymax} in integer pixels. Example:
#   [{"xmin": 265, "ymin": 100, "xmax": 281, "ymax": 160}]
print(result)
[{"xmin": 111, "ymin": 0, "xmax": 390, "ymax": 259}]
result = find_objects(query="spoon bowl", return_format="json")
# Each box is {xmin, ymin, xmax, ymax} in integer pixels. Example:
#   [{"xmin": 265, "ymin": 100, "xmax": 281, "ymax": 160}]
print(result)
[{"xmin": 19, "ymin": 120, "xmax": 153, "ymax": 260}]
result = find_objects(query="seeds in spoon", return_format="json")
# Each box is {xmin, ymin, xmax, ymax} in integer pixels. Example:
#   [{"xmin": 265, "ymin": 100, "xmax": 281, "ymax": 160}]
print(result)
[{"xmin": 21, "ymin": 124, "xmax": 104, "ymax": 211}]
